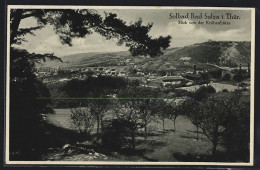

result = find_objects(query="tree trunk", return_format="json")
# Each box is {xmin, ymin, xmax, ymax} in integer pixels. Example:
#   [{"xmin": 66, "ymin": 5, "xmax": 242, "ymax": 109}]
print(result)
[
  {"xmin": 162, "ymin": 119, "xmax": 165, "ymax": 134},
  {"xmin": 196, "ymin": 125, "xmax": 199, "ymax": 140},
  {"xmin": 131, "ymin": 130, "xmax": 135, "ymax": 150},
  {"xmin": 211, "ymin": 125, "xmax": 219, "ymax": 160},
  {"xmin": 96, "ymin": 117, "xmax": 100, "ymax": 134},
  {"xmin": 173, "ymin": 119, "xmax": 176, "ymax": 132},
  {"xmin": 144, "ymin": 125, "xmax": 147, "ymax": 139},
  {"xmin": 212, "ymin": 139, "xmax": 218, "ymax": 160},
  {"xmin": 100, "ymin": 117, "xmax": 104, "ymax": 132},
  {"xmin": 144, "ymin": 119, "xmax": 147, "ymax": 139}
]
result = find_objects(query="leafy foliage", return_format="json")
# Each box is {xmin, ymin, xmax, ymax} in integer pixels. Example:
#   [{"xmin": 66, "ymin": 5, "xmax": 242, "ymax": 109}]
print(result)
[
  {"xmin": 135, "ymin": 88, "xmax": 161, "ymax": 138},
  {"xmin": 222, "ymin": 73, "xmax": 231, "ymax": 81},
  {"xmin": 102, "ymin": 118, "xmax": 132, "ymax": 151},
  {"xmin": 88, "ymin": 99, "xmax": 112, "ymax": 134},
  {"xmin": 10, "ymin": 48, "xmax": 53, "ymax": 159},
  {"xmin": 221, "ymin": 92, "xmax": 250, "ymax": 161},
  {"xmin": 208, "ymin": 68, "xmax": 222, "ymax": 79},
  {"xmin": 63, "ymin": 76, "xmax": 128, "ymax": 98},
  {"xmin": 70, "ymin": 107, "xmax": 95, "ymax": 135},
  {"xmin": 180, "ymin": 99, "xmax": 202, "ymax": 140},
  {"xmin": 9, "ymin": 8, "xmax": 171, "ymax": 159},
  {"xmin": 233, "ymin": 69, "xmax": 248, "ymax": 83},
  {"xmin": 193, "ymin": 85, "xmax": 216, "ymax": 101},
  {"xmin": 113, "ymin": 87, "xmax": 147, "ymax": 149},
  {"xmin": 152, "ymin": 100, "xmax": 171, "ymax": 134},
  {"xmin": 182, "ymin": 91, "xmax": 250, "ymax": 160},
  {"xmin": 10, "ymin": 9, "xmax": 171, "ymax": 57}
]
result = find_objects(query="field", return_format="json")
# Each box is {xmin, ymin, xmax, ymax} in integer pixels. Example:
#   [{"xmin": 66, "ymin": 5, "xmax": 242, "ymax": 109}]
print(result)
[
  {"xmin": 42, "ymin": 109, "xmax": 225, "ymax": 162},
  {"xmin": 177, "ymin": 82, "xmax": 239, "ymax": 92}
]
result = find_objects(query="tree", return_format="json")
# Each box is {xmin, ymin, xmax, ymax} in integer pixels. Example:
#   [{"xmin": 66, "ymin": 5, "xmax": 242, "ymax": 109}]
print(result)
[
  {"xmin": 10, "ymin": 48, "xmax": 56, "ymax": 160},
  {"xmin": 138, "ymin": 99, "xmax": 157, "ymax": 139},
  {"xmin": 193, "ymin": 85, "xmax": 216, "ymax": 102},
  {"xmin": 62, "ymin": 76, "xmax": 127, "ymax": 134},
  {"xmin": 195, "ymin": 93, "xmax": 244, "ymax": 159},
  {"xmin": 222, "ymin": 72, "xmax": 231, "ymax": 81},
  {"xmin": 208, "ymin": 68, "xmax": 222, "ymax": 79},
  {"xmin": 199, "ymin": 98, "xmax": 227, "ymax": 158},
  {"xmin": 182, "ymin": 90, "xmax": 250, "ymax": 161},
  {"xmin": 157, "ymin": 70, "xmax": 167, "ymax": 76},
  {"xmin": 101, "ymin": 118, "xmax": 130, "ymax": 151},
  {"xmin": 10, "ymin": 9, "xmax": 171, "ymax": 57},
  {"xmin": 113, "ymin": 101, "xmax": 140, "ymax": 150},
  {"xmin": 63, "ymin": 76, "xmax": 128, "ymax": 98},
  {"xmin": 167, "ymin": 104, "xmax": 179, "ymax": 132},
  {"xmin": 153, "ymin": 100, "xmax": 170, "ymax": 134},
  {"xmin": 233, "ymin": 70, "xmax": 247, "ymax": 89},
  {"xmin": 233, "ymin": 72, "xmax": 243, "ymax": 83},
  {"xmin": 9, "ymin": 8, "xmax": 171, "ymax": 158},
  {"xmin": 136, "ymin": 87, "xmax": 160, "ymax": 139},
  {"xmin": 113, "ymin": 87, "xmax": 144, "ymax": 149},
  {"xmin": 70, "ymin": 107, "xmax": 95, "ymax": 135},
  {"xmin": 181, "ymin": 100, "xmax": 202, "ymax": 140},
  {"xmin": 88, "ymin": 99, "xmax": 111, "ymax": 134},
  {"xmin": 221, "ymin": 92, "xmax": 250, "ymax": 162},
  {"xmin": 200, "ymin": 72, "xmax": 210, "ymax": 84}
]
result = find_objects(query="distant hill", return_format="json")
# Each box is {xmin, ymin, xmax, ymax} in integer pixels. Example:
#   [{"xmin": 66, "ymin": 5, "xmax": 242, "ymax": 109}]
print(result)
[
  {"xmin": 163, "ymin": 41, "xmax": 250, "ymax": 66},
  {"xmin": 36, "ymin": 41, "xmax": 251, "ymax": 70},
  {"xmin": 35, "ymin": 51, "xmax": 131, "ymax": 69}
]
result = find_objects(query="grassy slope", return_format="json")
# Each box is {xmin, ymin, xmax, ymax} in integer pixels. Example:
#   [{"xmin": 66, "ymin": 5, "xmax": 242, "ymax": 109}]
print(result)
[{"xmin": 45, "ymin": 109, "xmax": 220, "ymax": 162}]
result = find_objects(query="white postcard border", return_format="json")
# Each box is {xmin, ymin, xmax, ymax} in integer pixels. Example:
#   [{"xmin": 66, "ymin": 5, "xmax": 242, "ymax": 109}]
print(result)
[{"xmin": 5, "ymin": 5, "xmax": 256, "ymax": 166}]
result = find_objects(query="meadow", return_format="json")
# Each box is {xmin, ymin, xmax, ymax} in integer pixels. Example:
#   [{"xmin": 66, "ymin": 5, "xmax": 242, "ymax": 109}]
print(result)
[{"xmin": 43, "ymin": 109, "xmax": 225, "ymax": 162}]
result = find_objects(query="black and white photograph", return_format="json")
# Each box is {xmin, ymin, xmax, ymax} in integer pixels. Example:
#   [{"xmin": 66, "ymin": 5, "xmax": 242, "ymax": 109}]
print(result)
[{"xmin": 5, "ymin": 6, "xmax": 255, "ymax": 165}]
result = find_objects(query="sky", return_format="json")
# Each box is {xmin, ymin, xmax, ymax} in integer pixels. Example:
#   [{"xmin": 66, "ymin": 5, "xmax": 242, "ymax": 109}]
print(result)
[{"xmin": 15, "ymin": 8, "xmax": 252, "ymax": 57}]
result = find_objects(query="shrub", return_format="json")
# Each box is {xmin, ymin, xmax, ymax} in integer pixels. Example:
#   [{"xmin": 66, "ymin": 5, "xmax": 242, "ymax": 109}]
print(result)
[
  {"xmin": 208, "ymin": 69, "xmax": 222, "ymax": 79},
  {"xmin": 101, "ymin": 119, "xmax": 130, "ymax": 151},
  {"xmin": 193, "ymin": 85, "xmax": 216, "ymax": 101},
  {"xmin": 222, "ymin": 100, "xmax": 250, "ymax": 162},
  {"xmin": 70, "ymin": 107, "xmax": 95, "ymax": 135},
  {"xmin": 222, "ymin": 73, "xmax": 231, "ymax": 81},
  {"xmin": 233, "ymin": 73, "xmax": 243, "ymax": 83}
]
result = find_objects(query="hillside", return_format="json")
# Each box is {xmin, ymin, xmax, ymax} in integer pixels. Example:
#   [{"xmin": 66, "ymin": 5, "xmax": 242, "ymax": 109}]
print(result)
[
  {"xmin": 161, "ymin": 41, "xmax": 250, "ymax": 66},
  {"xmin": 36, "ymin": 41, "xmax": 251, "ymax": 70},
  {"xmin": 35, "ymin": 51, "xmax": 131, "ymax": 69}
]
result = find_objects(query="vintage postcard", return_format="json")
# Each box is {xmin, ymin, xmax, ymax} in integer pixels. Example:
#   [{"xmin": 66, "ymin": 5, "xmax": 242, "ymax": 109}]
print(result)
[{"xmin": 5, "ymin": 6, "xmax": 255, "ymax": 166}]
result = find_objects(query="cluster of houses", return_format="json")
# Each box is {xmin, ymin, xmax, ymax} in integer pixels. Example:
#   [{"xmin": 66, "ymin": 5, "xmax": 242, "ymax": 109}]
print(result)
[
  {"xmin": 35, "ymin": 64, "xmax": 202, "ymax": 86},
  {"xmin": 90, "ymin": 67, "xmax": 127, "ymax": 77},
  {"xmin": 36, "ymin": 54, "xmax": 251, "ymax": 91},
  {"xmin": 36, "ymin": 66, "xmax": 130, "ymax": 83},
  {"xmin": 151, "ymin": 76, "xmax": 189, "ymax": 87},
  {"xmin": 35, "ymin": 67, "xmax": 58, "ymax": 77}
]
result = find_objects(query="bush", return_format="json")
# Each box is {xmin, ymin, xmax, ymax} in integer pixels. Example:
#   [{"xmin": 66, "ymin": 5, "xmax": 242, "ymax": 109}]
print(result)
[
  {"xmin": 222, "ymin": 73, "xmax": 231, "ymax": 81},
  {"xmin": 70, "ymin": 107, "xmax": 95, "ymax": 135},
  {"xmin": 221, "ymin": 59, "xmax": 238, "ymax": 67},
  {"xmin": 233, "ymin": 73, "xmax": 243, "ymax": 82},
  {"xmin": 208, "ymin": 69, "xmax": 222, "ymax": 79},
  {"xmin": 222, "ymin": 100, "xmax": 250, "ymax": 162},
  {"xmin": 193, "ymin": 85, "xmax": 216, "ymax": 101},
  {"xmin": 101, "ymin": 119, "xmax": 130, "ymax": 151}
]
